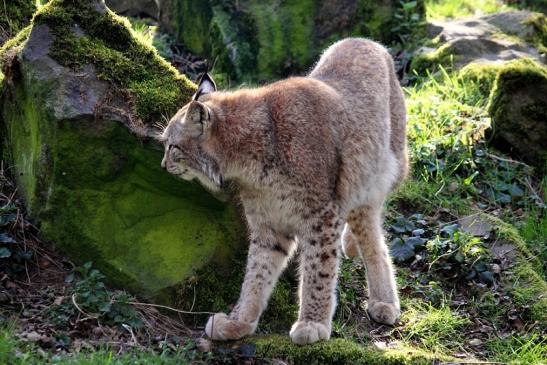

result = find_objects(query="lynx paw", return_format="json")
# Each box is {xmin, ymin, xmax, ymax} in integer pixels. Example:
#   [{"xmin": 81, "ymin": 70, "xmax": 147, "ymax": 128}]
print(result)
[
  {"xmin": 367, "ymin": 301, "xmax": 400, "ymax": 325},
  {"xmin": 290, "ymin": 321, "xmax": 330, "ymax": 345},
  {"xmin": 205, "ymin": 313, "xmax": 255, "ymax": 341}
]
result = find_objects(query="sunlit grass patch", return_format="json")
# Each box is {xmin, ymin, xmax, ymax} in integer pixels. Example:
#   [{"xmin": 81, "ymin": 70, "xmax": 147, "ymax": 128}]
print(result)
[
  {"xmin": 399, "ymin": 300, "xmax": 470, "ymax": 353},
  {"xmin": 0, "ymin": 326, "xmax": 204, "ymax": 365},
  {"xmin": 425, "ymin": 0, "xmax": 511, "ymax": 20},
  {"xmin": 487, "ymin": 334, "xmax": 547, "ymax": 365}
]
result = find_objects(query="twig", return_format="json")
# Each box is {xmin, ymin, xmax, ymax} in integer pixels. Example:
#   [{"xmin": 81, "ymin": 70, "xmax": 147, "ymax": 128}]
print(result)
[
  {"xmin": 486, "ymin": 152, "xmax": 531, "ymax": 168},
  {"xmin": 124, "ymin": 300, "xmax": 215, "ymax": 315},
  {"xmin": 122, "ymin": 324, "xmax": 141, "ymax": 348},
  {"xmin": 71, "ymin": 294, "xmax": 99, "ymax": 320}
]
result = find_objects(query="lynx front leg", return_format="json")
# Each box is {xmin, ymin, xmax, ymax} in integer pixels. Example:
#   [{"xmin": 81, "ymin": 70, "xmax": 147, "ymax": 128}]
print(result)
[
  {"xmin": 205, "ymin": 225, "xmax": 295, "ymax": 340},
  {"xmin": 347, "ymin": 205, "xmax": 400, "ymax": 325},
  {"xmin": 290, "ymin": 208, "xmax": 343, "ymax": 345}
]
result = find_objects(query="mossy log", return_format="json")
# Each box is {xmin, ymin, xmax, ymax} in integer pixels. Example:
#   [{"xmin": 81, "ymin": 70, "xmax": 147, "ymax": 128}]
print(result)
[{"xmin": 0, "ymin": 0, "xmax": 246, "ymax": 302}]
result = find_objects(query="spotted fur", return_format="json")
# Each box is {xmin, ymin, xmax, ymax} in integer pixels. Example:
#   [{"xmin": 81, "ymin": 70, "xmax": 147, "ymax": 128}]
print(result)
[{"xmin": 161, "ymin": 38, "xmax": 408, "ymax": 345}]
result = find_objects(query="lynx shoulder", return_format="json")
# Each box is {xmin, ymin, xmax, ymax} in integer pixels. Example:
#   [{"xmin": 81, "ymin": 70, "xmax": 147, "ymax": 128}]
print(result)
[{"xmin": 161, "ymin": 38, "xmax": 407, "ymax": 345}]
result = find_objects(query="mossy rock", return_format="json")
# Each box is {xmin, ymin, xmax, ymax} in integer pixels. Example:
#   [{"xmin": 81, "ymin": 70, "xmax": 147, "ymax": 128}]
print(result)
[
  {"xmin": 486, "ymin": 58, "xmax": 547, "ymax": 171},
  {"xmin": 158, "ymin": 0, "xmax": 424, "ymax": 82},
  {"xmin": 0, "ymin": 0, "xmax": 246, "ymax": 303},
  {"xmin": 0, "ymin": 0, "xmax": 36, "ymax": 46},
  {"xmin": 458, "ymin": 59, "xmax": 547, "ymax": 171}
]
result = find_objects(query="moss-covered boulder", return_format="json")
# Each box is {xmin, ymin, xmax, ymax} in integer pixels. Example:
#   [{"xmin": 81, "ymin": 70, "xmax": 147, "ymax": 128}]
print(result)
[
  {"xmin": 157, "ymin": 0, "xmax": 424, "ymax": 82},
  {"xmin": 0, "ymin": 0, "xmax": 246, "ymax": 302},
  {"xmin": 412, "ymin": 11, "xmax": 546, "ymax": 74},
  {"xmin": 487, "ymin": 59, "xmax": 547, "ymax": 170},
  {"xmin": 457, "ymin": 59, "xmax": 547, "ymax": 170},
  {"xmin": 0, "ymin": 0, "xmax": 36, "ymax": 46}
]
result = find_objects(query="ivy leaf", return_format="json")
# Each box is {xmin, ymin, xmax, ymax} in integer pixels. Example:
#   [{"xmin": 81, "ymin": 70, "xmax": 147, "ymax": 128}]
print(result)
[
  {"xmin": 441, "ymin": 224, "xmax": 459, "ymax": 238},
  {"xmin": 406, "ymin": 236, "xmax": 426, "ymax": 249},
  {"xmin": 509, "ymin": 184, "xmax": 524, "ymax": 198},
  {"xmin": 0, "ymin": 247, "xmax": 11, "ymax": 258},
  {"xmin": 64, "ymin": 273, "xmax": 75, "ymax": 284},
  {"xmin": 478, "ymin": 271, "xmax": 494, "ymax": 286},
  {"xmin": 391, "ymin": 217, "xmax": 415, "ymax": 234},
  {"xmin": 0, "ymin": 214, "xmax": 17, "ymax": 226},
  {"xmin": 402, "ymin": 1, "xmax": 418, "ymax": 10},
  {"xmin": 0, "ymin": 233, "xmax": 16, "ymax": 244},
  {"xmin": 390, "ymin": 238, "xmax": 416, "ymax": 263},
  {"xmin": 0, "ymin": 204, "xmax": 16, "ymax": 213},
  {"xmin": 473, "ymin": 262, "xmax": 488, "ymax": 273}
]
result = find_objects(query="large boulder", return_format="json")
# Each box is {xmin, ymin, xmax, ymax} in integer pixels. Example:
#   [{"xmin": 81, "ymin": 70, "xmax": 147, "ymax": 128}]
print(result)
[
  {"xmin": 413, "ymin": 11, "xmax": 546, "ymax": 73},
  {"xmin": 157, "ymin": 0, "xmax": 424, "ymax": 82},
  {"xmin": 0, "ymin": 0, "xmax": 245, "ymax": 302}
]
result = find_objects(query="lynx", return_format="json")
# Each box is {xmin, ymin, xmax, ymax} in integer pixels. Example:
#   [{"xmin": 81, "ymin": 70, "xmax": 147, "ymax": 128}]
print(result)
[{"xmin": 160, "ymin": 38, "xmax": 408, "ymax": 345}]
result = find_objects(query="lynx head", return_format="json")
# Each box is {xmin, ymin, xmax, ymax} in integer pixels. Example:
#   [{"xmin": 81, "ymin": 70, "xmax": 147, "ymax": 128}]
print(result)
[{"xmin": 160, "ymin": 73, "xmax": 223, "ymax": 191}]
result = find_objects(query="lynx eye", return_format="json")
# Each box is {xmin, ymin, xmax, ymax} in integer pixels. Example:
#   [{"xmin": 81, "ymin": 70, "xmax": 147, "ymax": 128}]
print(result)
[{"xmin": 168, "ymin": 144, "xmax": 182, "ymax": 152}]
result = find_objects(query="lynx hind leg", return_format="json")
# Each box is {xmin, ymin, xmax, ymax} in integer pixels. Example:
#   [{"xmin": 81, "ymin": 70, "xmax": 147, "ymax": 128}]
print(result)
[
  {"xmin": 347, "ymin": 205, "xmax": 400, "ymax": 325},
  {"xmin": 290, "ymin": 206, "xmax": 343, "ymax": 345},
  {"xmin": 341, "ymin": 223, "xmax": 360, "ymax": 258}
]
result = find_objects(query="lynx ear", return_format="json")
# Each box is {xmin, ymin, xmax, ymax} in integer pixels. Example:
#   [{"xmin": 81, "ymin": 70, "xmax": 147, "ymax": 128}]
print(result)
[
  {"xmin": 185, "ymin": 101, "xmax": 211, "ymax": 137},
  {"xmin": 193, "ymin": 73, "xmax": 217, "ymax": 100}
]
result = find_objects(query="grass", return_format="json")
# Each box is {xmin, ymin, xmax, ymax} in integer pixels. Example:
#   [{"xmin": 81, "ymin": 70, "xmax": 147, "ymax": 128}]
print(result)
[
  {"xmin": 518, "ymin": 177, "xmax": 547, "ymax": 277},
  {"xmin": 399, "ymin": 300, "xmax": 470, "ymax": 353},
  {"xmin": 425, "ymin": 0, "xmax": 511, "ymax": 20},
  {"xmin": 0, "ymin": 328, "xmax": 205, "ymax": 365},
  {"xmin": 487, "ymin": 334, "xmax": 547, "ymax": 364},
  {"xmin": 402, "ymin": 66, "xmax": 490, "ymax": 214}
]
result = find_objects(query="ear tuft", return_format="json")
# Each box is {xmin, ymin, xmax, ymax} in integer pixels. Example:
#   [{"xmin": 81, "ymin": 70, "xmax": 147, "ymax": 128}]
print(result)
[
  {"xmin": 185, "ymin": 101, "xmax": 211, "ymax": 137},
  {"xmin": 193, "ymin": 73, "xmax": 217, "ymax": 100}
]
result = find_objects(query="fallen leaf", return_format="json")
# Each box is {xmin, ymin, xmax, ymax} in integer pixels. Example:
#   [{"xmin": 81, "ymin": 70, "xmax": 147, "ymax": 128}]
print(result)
[{"xmin": 469, "ymin": 338, "xmax": 482, "ymax": 346}]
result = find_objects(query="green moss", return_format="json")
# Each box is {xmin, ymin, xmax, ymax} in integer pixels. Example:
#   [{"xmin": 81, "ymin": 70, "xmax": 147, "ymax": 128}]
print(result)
[
  {"xmin": 170, "ymin": 1, "xmax": 212, "ymax": 56},
  {"xmin": 248, "ymin": 0, "xmax": 316, "ymax": 81},
  {"xmin": 259, "ymin": 274, "xmax": 298, "ymax": 332},
  {"xmin": 0, "ymin": 25, "xmax": 32, "ymax": 67},
  {"xmin": 356, "ymin": 1, "xmax": 397, "ymax": 42},
  {"xmin": 32, "ymin": 0, "xmax": 196, "ymax": 124},
  {"xmin": 524, "ymin": 12, "xmax": 547, "ymax": 54},
  {"xmin": 410, "ymin": 43, "xmax": 457, "ymax": 75},
  {"xmin": 251, "ymin": 335, "xmax": 452, "ymax": 365},
  {"xmin": 0, "ymin": 0, "xmax": 36, "ymax": 44},
  {"xmin": 165, "ymin": 0, "xmax": 423, "ymax": 82},
  {"xmin": 457, "ymin": 62, "xmax": 503, "ymax": 98}
]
